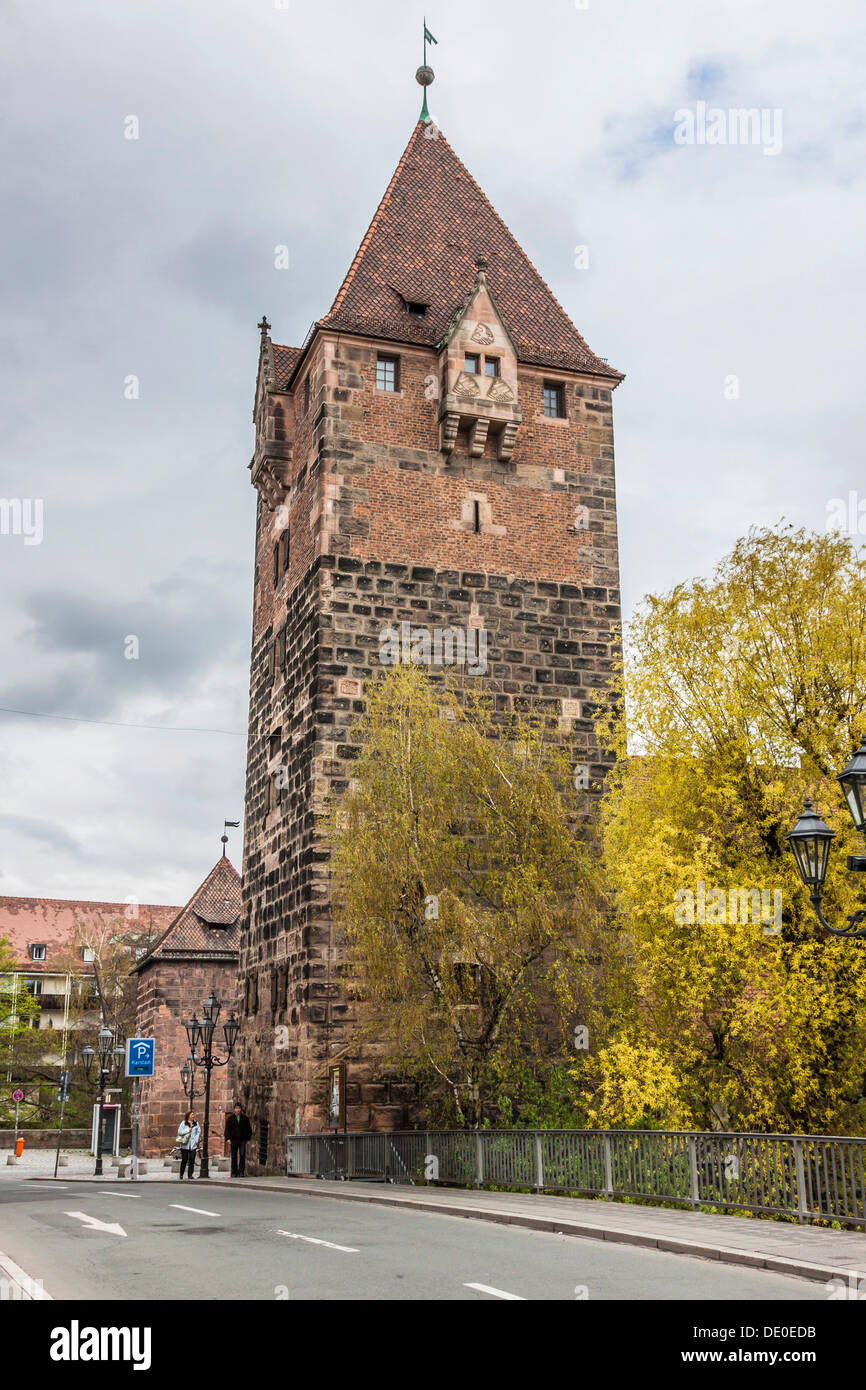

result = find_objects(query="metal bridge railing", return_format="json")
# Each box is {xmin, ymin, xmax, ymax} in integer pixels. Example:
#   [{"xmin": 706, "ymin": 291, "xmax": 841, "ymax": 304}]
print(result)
[{"xmin": 286, "ymin": 1128, "xmax": 866, "ymax": 1228}]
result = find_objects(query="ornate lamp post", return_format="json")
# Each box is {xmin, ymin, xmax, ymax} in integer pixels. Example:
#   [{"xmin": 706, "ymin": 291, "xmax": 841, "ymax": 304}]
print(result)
[
  {"xmin": 183, "ymin": 989, "xmax": 239, "ymax": 1178},
  {"xmin": 787, "ymin": 740, "xmax": 866, "ymax": 939},
  {"xmin": 179, "ymin": 1053, "xmax": 205, "ymax": 1107},
  {"xmin": 79, "ymin": 1026, "xmax": 126, "ymax": 1176}
]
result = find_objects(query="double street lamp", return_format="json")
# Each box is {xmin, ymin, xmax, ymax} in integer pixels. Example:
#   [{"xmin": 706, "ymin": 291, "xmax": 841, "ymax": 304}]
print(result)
[
  {"xmin": 79, "ymin": 1026, "xmax": 126, "ymax": 1176},
  {"xmin": 182, "ymin": 989, "xmax": 239, "ymax": 1178},
  {"xmin": 787, "ymin": 740, "xmax": 866, "ymax": 940}
]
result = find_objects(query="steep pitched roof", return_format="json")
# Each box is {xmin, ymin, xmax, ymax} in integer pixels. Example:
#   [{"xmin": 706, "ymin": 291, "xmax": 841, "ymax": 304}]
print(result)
[
  {"xmin": 272, "ymin": 344, "xmax": 303, "ymax": 390},
  {"xmin": 316, "ymin": 121, "xmax": 621, "ymax": 381},
  {"xmin": 131, "ymin": 857, "xmax": 241, "ymax": 972}
]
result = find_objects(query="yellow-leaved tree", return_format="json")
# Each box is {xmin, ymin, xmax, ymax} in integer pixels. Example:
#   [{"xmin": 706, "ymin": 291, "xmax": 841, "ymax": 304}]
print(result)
[{"xmin": 593, "ymin": 525, "xmax": 866, "ymax": 1133}]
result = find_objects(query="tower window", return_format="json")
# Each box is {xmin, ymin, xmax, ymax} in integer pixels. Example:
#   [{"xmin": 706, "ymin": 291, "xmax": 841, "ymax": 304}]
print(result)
[
  {"xmin": 280, "ymin": 527, "xmax": 289, "ymax": 577},
  {"xmin": 484, "ymin": 358, "xmax": 500, "ymax": 378},
  {"xmin": 543, "ymin": 382, "xmax": 566, "ymax": 419},
  {"xmin": 473, "ymin": 500, "xmax": 481, "ymax": 534},
  {"xmin": 272, "ymin": 541, "xmax": 280, "ymax": 587},
  {"xmin": 464, "ymin": 354, "xmax": 480, "ymax": 374},
  {"xmin": 376, "ymin": 355, "xmax": 399, "ymax": 392},
  {"xmin": 304, "ymin": 375, "xmax": 311, "ymax": 414}
]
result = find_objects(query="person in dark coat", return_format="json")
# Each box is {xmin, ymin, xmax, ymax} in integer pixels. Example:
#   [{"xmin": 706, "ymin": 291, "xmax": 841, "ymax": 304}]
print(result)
[{"xmin": 224, "ymin": 1102, "xmax": 252, "ymax": 1177}]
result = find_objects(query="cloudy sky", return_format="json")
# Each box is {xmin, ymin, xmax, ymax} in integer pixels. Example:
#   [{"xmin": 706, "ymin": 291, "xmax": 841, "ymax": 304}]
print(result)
[{"xmin": 1, "ymin": 0, "xmax": 863, "ymax": 905}]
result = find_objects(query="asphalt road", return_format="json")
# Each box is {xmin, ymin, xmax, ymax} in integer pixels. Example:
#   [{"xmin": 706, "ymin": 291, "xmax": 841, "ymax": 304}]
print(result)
[{"xmin": 0, "ymin": 1173, "xmax": 826, "ymax": 1301}]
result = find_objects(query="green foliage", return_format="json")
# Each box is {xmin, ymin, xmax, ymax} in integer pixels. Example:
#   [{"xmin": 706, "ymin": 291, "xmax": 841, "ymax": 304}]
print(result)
[{"xmin": 331, "ymin": 664, "xmax": 623, "ymax": 1128}]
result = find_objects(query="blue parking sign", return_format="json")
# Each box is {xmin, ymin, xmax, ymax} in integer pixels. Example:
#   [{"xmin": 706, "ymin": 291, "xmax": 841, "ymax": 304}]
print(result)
[{"xmin": 126, "ymin": 1038, "xmax": 155, "ymax": 1078}]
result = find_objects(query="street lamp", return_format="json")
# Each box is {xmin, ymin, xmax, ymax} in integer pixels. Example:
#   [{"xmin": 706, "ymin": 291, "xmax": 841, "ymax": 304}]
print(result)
[
  {"xmin": 78, "ymin": 1027, "xmax": 126, "ymax": 1176},
  {"xmin": 179, "ymin": 1053, "xmax": 205, "ymax": 1107},
  {"xmin": 787, "ymin": 739, "xmax": 866, "ymax": 939},
  {"xmin": 182, "ymin": 988, "xmax": 239, "ymax": 1177}
]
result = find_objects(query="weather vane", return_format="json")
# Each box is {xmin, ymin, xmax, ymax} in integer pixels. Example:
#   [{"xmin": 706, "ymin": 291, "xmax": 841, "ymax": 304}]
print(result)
[
  {"xmin": 416, "ymin": 19, "xmax": 437, "ymax": 124},
  {"xmin": 221, "ymin": 819, "xmax": 240, "ymax": 857}
]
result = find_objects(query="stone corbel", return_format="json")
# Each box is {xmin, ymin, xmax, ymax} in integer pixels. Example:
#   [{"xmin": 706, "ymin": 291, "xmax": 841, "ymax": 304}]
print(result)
[{"xmin": 468, "ymin": 417, "xmax": 490, "ymax": 457}]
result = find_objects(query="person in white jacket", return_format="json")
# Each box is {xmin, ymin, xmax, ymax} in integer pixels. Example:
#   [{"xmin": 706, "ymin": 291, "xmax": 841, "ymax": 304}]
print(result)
[{"xmin": 176, "ymin": 1110, "xmax": 201, "ymax": 1179}]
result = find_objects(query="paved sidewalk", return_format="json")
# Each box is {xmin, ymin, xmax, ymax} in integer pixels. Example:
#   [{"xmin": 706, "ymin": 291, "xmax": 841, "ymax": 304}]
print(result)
[{"xmin": 193, "ymin": 1175, "xmax": 866, "ymax": 1287}]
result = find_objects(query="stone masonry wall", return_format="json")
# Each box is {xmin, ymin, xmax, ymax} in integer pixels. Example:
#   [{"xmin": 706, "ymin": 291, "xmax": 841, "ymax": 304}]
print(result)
[
  {"xmin": 237, "ymin": 331, "xmax": 621, "ymax": 1171},
  {"xmin": 136, "ymin": 958, "xmax": 239, "ymax": 1158}
]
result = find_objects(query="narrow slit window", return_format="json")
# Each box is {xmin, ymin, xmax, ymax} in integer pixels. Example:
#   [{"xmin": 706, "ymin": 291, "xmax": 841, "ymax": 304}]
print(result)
[
  {"xmin": 473, "ymin": 500, "xmax": 481, "ymax": 534},
  {"xmin": 272, "ymin": 541, "xmax": 280, "ymax": 587}
]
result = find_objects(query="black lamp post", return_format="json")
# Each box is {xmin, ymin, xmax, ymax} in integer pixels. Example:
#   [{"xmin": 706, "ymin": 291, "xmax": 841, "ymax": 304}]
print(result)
[
  {"xmin": 787, "ymin": 739, "xmax": 866, "ymax": 939},
  {"xmin": 183, "ymin": 989, "xmax": 239, "ymax": 1178},
  {"xmin": 79, "ymin": 1026, "xmax": 126, "ymax": 1176},
  {"xmin": 179, "ymin": 1053, "xmax": 205, "ymax": 1107}
]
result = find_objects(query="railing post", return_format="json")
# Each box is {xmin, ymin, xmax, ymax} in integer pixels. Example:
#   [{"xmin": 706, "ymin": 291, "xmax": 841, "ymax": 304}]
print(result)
[
  {"xmin": 603, "ymin": 1133, "xmax": 614, "ymax": 1199},
  {"xmin": 347, "ymin": 1133, "xmax": 353, "ymax": 1182},
  {"xmin": 475, "ymin": 1132, "xmax": 484, "ymax": 1188},
  {"xmin": 535, "ymin": 1133, "xmax": 544, "ymax": 1192},
  {"xmin": 688, "ymin": 1135, "xmax": 699, "ymax": 1211},
  {"xmin": 793, "ymin": 1138, "xmax": 808, "ymax": 1226}
]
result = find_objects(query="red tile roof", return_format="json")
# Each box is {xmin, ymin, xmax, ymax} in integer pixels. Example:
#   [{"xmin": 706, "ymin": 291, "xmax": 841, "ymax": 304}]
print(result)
[
  {"xmin": 0, "ymin": 897, "xmax": 180, "ymax": 972},
  {"xmin": 312, "ymin": 121, "xmax": 621, "ymax": 380},
  {"xmin": 272, "ymin": 344, "xmax": 303, "ymax": 391},
  {"xmin": 131, "ymin": 856, "xmax": 241, "ymax": 971}
]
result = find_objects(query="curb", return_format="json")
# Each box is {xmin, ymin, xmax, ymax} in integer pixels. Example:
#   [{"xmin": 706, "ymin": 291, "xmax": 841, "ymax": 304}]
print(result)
[
  {"xmin": 197, "ymin": 1177, "xmax": 849, "ymax": 1287},
  {"xmin": 0, "ymin": 1250, "xmax": 52, "ymax": 1300}
]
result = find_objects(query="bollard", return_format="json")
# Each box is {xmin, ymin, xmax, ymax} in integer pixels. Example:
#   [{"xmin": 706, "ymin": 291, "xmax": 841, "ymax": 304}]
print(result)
[{"xmin": 15, "ymin": 1137, "xmax": 24, "ymax": 1158}]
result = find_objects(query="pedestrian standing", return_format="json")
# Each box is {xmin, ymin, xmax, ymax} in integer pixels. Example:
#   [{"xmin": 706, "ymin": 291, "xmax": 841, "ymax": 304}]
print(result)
[
  {"xmin": 224, "ymin": 1102, "xmax": 252, "ymax": 1177},
  {"xmin": 176, "ymin": 1109, "xmax": 201, "ymax": 1179}
]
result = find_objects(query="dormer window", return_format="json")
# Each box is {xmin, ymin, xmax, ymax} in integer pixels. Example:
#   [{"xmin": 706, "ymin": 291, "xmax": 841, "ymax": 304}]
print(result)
[
  {"xmin": 80, "ymin": 946, "xmax": 95, "ymax": 963},
  {"xmin": 28, "ymin": 944, "xmax": 46, "ymax": 962},
  {"xmin": 406, "ymin": 301, "xmax": 427, "ymax": 319}
]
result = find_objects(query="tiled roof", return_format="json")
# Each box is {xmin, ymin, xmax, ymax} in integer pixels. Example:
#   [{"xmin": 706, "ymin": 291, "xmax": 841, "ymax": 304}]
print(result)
[
  {"xmin": 0, "ymin": 897, "xmax": 179, "ymax": 972},
  {"xmin": 272, "ymin": 344, "xmax": 303, "ymax": 391},
  {"xmin": 313, "ymin": 121, "xmax": 621, "ymax": 381},
  {"xmin": 132, "ymin": 857, "xmax": 241, "ymax": 971}
]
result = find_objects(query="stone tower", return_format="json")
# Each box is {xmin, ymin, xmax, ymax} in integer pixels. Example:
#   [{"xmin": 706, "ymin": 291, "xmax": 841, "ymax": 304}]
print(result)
[{"xmin": 237, "ymin": 117, "xmax": 623, "ymax": 1169}]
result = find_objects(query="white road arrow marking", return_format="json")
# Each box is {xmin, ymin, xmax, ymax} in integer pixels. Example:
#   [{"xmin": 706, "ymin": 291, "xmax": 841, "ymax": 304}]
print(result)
[
  {"xmin": 464, "ymin": 1282, "xmax": 525, "ymax": 1300},
  {"xmin": 277, "ymin": 1230, "xmax": 358, "ymax": 1253},
  {"xmin": 170, "ymin": 1204, "xmax": 220, "ymax": 1217},
  {"xmin": 65, "ymin": 1211, "xmax": 127, "ymax": 1237}
]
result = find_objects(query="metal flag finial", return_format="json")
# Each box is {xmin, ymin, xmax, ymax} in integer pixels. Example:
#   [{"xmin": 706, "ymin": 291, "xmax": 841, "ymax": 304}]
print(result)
[
  {"xmin": 416, "ymin": 19, "xmax": 437, "ymax": 124},
  {"xmin": 222, "ymin": 819, "xmax": 240, "ymax": 857}
]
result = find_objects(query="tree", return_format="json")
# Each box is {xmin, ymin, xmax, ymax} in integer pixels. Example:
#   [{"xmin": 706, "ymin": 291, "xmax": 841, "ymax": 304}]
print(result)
[
  {"xmin": 594, "ymin": 525, "xmax": 866, "ymax": 1133},
  {"xmin": 330, "ymin": 664, "xmax": 620, "ymax": 1127},
  {"xmin": 0, "ymin": 936, "xmax": 41, "ymax": 1126}
]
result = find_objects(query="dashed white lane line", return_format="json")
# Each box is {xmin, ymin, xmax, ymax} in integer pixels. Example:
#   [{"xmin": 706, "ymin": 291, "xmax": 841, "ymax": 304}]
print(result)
[
  {"xmin": 170, "ymin": 1204, "xmax": 221, "ymax": 1217},
  {"xmin": 98, "ymin": 1191, "xmax": 141, "ymax": 1198},
  {"xmin": 277, "ymin": 1230, "xmax": 358, "ymax": 1253},
  {"xmin": 0, "ymin": 1250, "xmax": 53, "ymax": 1300},
  {"xmin": 464, "ymin": 1282, "xmax": 525, "ymax": 1300}
]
